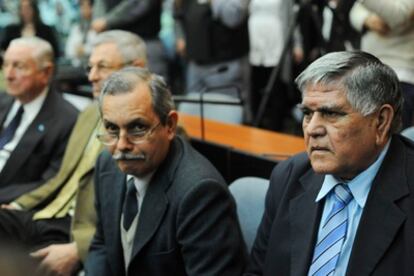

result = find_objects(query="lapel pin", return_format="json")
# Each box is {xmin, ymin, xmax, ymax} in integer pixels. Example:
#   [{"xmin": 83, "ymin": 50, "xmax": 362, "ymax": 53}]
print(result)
[{"xmin": 38, "ymin": 124, "xmax": 45, "ymax": 132}]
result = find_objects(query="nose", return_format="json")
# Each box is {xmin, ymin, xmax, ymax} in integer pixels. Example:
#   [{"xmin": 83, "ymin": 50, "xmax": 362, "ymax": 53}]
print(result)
[
  {"xmin": 303, "ymin": 112, "xmax": 326, "ymax": 138},
  {"xmin": 3, "ymin": 65, "xmax": 15, "ymax": 79},
  {"xmin": 115, "ymin": 130, "xmax": 134, "ymax": 152},
  {"xmin": 88, "ymin": 66, "xmax": 99, "ymax": 83}
]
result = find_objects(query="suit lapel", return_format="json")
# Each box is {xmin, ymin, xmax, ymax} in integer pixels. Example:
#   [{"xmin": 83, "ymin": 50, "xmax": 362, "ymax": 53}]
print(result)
[
  {"xmin": 130, "ymin": 172, "xmax": 169, "ymax": 258},
  {"xmin": 103, "ymin": 168, "xmax": 127, "ymax": 276},
  {"xmin": 346, "ymin": 137, "xmax": 409, "ymax": 276},
  {"xmin": 130, "ymin": 138, "xmax": 182, "ymax": 261},
  {"xmin": 0, "ymin": 95, "xmax": 13, "ymax": 128},
  {"xmin": 289, "ymin": 171, "xmax": 324, "ymax": 276},
  {"xmin": 0, "ymin": 91, "xmax": 55, "ymax": 182},
  {"xmin": 62, "ymin": 104, "xmax": 101, "ymax": 184}
]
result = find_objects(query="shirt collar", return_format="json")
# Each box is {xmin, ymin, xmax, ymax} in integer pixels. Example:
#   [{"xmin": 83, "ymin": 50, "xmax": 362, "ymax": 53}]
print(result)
[
  {"xmin": 126, "ymin": 171, "xmax": 154, "ymax": 197},
  {"xmin": 15, "ymin": 87, "xmax": 48, "ymax": 119},
  {"xmin": 315, "ymin": 139, "xmax": 391, "ymax": 208}
]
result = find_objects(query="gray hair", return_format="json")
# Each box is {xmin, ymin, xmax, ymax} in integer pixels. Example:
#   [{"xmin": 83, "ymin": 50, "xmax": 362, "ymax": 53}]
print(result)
[
  {"xmin": 92, "ymin": 30, "xmax": 147, "ymax": 66},
  {"xmin": 99, "ymin": 67, "xmax": 175, "ymax": 125},
  {"xmin": 8, "ymin": 36, "xmax": 54, "ymax": 68},
  {"xmin": 295, "ymin": 51, "xmax": 403, "ymax": 133}
]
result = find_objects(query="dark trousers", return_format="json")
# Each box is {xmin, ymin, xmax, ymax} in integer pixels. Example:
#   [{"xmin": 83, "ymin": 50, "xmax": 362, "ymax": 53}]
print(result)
[
  {"xmin": 251, "ymin": 65, "xmax": 290, "ymax": 131},
  {"xmin": 0, "ymin": 209, "xmax": 70, "ymax": 252}
]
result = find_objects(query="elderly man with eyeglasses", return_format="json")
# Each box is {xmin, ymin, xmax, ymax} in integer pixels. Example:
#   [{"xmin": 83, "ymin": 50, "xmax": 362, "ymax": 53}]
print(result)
[
  {"xmin": 0, "ymin": 30, "xmax": 147, "ymax": 276},
  {"xmin": 84, "ymin": 67, "xmax": 247, "ymax": 276}
]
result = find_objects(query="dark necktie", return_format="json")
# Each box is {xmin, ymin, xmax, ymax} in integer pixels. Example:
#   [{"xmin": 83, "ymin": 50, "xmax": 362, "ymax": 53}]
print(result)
[
  {"xmin": 0, "ymin": 106, "xmax": 24, "ymax": 150},
  {"xmin": 122, "ymin": 178, "xmax": 138, "ymax": 230},
  {"xmin": 308, "ymin": 184, "xmax": 353, "ymax": 276}
]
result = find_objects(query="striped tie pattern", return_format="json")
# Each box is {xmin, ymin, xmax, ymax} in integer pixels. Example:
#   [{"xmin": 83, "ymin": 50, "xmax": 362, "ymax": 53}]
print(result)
[{"xmin": 308, "ymin": 184, "xmax": 353, "ymax": 276}]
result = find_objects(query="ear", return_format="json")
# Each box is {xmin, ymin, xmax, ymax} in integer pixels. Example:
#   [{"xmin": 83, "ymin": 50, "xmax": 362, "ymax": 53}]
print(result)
[
  {"xmin": 131, "ymin": 59, "xmax": 146, "ymax": 69},
  {"xmin": 166, "ymin": 110, "xmax": 178, "ymax": 140},
  {"xmin": 42, "ymin": 62, "xmax": 54, "ymax": 78},
  {"xmin": 375, "ymin": 104, "xmax": 394, "ymax": 146}
]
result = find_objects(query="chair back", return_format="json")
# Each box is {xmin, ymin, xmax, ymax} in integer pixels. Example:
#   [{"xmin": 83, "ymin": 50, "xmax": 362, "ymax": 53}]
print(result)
[
  {"xmin": 229, "ymin": 176, "xmax": 269, "ymax": 252},
  {"xmin": 401, "ymin": 126, "xmax": 414, "ymax": 141}
]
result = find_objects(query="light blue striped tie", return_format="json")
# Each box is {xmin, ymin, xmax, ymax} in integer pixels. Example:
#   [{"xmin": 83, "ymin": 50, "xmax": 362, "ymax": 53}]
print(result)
[{"xmin": 308, "ymin": 184, "xmax": 353, "ymax": 276}]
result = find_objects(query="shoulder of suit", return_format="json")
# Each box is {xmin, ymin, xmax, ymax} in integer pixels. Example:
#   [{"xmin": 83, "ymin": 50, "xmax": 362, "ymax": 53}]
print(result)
[
  {"xmin": 171, "ymin": 137, "xmax": 226, "ymax": 185},
  {"xmin": 47, "ymin": 90, "xmax": 79, "ymax": 117},
  {"xmin": 271, "ymin": 151, "xmax": 312, "ymax": 179},
  {"xmin": 0, "ymin": 93, "xmax": 15, "ymax": 108},
  {"xmin": 0, "ymin": 92, "xmax": 12, "ymax": 101}
]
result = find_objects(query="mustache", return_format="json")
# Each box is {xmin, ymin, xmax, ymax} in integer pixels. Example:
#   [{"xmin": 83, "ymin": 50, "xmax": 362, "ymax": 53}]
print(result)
[{"xmin": 112, "ymin": 152, "xmax": 146, "ymax": 161}]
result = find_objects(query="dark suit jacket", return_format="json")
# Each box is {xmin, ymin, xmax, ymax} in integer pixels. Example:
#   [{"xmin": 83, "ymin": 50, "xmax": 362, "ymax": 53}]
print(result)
[
  {"xmin": 245, "ymin": 135, "xmax": 414, "ymax": 276},
  {"xmin": 85, "ymin": 136, "xmax": 247, "ymax": 276},
  {"xmin": 0, "ymin": 90, "xmax": 78, "ymax": 203}
]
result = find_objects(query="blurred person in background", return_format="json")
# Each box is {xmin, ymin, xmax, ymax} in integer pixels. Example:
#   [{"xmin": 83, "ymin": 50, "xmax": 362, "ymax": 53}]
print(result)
[
  {"xmin": 0, "ymin": 36, "xmax": 77, "ymax": 203},
  {"xmin": 0, "ymin": 0, "xmax": 60, "ymax": 57},
  {"xmin": 91, "ymin": 0, "xmax": 167, "ymax": 79},
  {"xmin": 248, "ymin": 0, "xmax": 295, "ymax": 131},
  {"xmin": 65, "ymin": 0, "xmax": 96, "ymax": 67},
  {"xmin": 174, "ymin": 0, "xmax": 251, "ymax": 122},
  {"xmin": 350, "ymin": 0, "xmax": 414, "ymax": 128}
]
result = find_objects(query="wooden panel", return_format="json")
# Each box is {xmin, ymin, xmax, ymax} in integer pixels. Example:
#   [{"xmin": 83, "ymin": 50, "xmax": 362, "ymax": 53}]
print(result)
[{"xmin": 178, "ymin": 113, "xmax": 305, "ymax": 161}]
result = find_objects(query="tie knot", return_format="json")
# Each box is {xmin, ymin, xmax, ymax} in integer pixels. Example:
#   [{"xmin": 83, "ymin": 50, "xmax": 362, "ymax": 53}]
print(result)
[
  {"xmin": 16, "ymin": 105, "xmax": 24, "ymax": 115},
  {"xmin": 334, "ymin": 184, "xmax": 353, "ymax": 205},
  {"xmin": 126, "ymin": 178, "xmax": 137, "ymax": 195}
]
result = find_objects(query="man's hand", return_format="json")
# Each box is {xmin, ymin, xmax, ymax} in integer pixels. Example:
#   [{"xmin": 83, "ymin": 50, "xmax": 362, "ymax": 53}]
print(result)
[
  {"xmin": 1, "ymin": 203, "xmax": 17, "ymax": 209},
  {"xmin": 1, "ymin": 202, "xmax": 22, "ymax": 210},
  {"xmin": 91, "ymin": 18, "xmax": 107, "ymax": 33},
  {"xmin": 31, "ymin": 242, "xmax": 81, "ymax": 276}
]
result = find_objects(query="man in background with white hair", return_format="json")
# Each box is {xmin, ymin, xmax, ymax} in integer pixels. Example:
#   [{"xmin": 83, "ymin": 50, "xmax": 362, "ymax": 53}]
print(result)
[{"xmin": 0, "ymin": 36, "xmax": 78, "ymax": 203}]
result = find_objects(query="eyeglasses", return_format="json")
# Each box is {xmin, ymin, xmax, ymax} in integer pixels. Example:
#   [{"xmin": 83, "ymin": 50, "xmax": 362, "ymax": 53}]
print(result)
[
  {"xmin": 84, "ymin": 61, "xmax": 133, "ymax": 76},
  {"xmin": 84, "ymin": 63, "xmax": 119, "ymax": 76},
  {"xmin": 96, "ymin": 122, "xmax": 162, "ymax": 146}
]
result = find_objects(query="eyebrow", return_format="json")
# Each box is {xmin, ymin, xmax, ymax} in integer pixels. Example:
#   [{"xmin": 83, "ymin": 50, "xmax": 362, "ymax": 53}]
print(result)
[
  {"xmin": 89, "ymin": 61, "xmax": 110, "ymax": 66},
  {"xmin": 103, "ymin": 118, "xmax": 150, "ymax": 129},
  {"xmin": 298, "ymin": 104, "xmax": 347, "ymax": 113}
]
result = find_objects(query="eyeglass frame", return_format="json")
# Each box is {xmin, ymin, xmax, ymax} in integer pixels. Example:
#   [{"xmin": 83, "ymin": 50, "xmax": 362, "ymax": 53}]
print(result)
[
  {"xmin": 84, "ymin": 61, "xmax": 132, "ymax": 76},
  {"xmin": 96, "ymin": 121, "xmax": 162, "ymax": 146}
]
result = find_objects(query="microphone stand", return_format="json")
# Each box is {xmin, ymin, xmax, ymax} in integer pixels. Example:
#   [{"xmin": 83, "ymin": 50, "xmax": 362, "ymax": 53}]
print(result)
[
  {"xmin": 174, "ymin": 84, "xmax": 243, "ymax": 141},
  {"xmin": 200, "ymin": 85, "xmax": 206, "ymax": 140}
]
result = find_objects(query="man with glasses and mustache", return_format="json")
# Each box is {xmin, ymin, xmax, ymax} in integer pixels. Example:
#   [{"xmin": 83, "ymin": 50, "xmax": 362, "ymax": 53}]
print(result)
[
  {"xmin": 0, "ymin": 30, "xmax": 147, "ymax": 276},
  {"xmin": 84, "ymin": 67, "xmax": 247, "ymax": 276}
]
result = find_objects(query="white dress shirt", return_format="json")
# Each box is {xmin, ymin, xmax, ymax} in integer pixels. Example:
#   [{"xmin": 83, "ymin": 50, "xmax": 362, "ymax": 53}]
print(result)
[
  {"xmin": 121, "ymin": 172, "xmax": 154, "ymax": 270},
  {"xmin": 0, "ymin": 89, "xmax": 48, "ymax": 172}
]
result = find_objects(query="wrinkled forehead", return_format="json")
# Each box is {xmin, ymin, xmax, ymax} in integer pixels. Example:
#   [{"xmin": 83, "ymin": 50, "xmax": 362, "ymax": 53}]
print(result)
[
  {"xmin": 302, "ymin": 82, "xmax": 351, "ymax": 108},
  {"xmin": 89, "ymin": 42, "xmax": 123, "ymax": 64}
]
